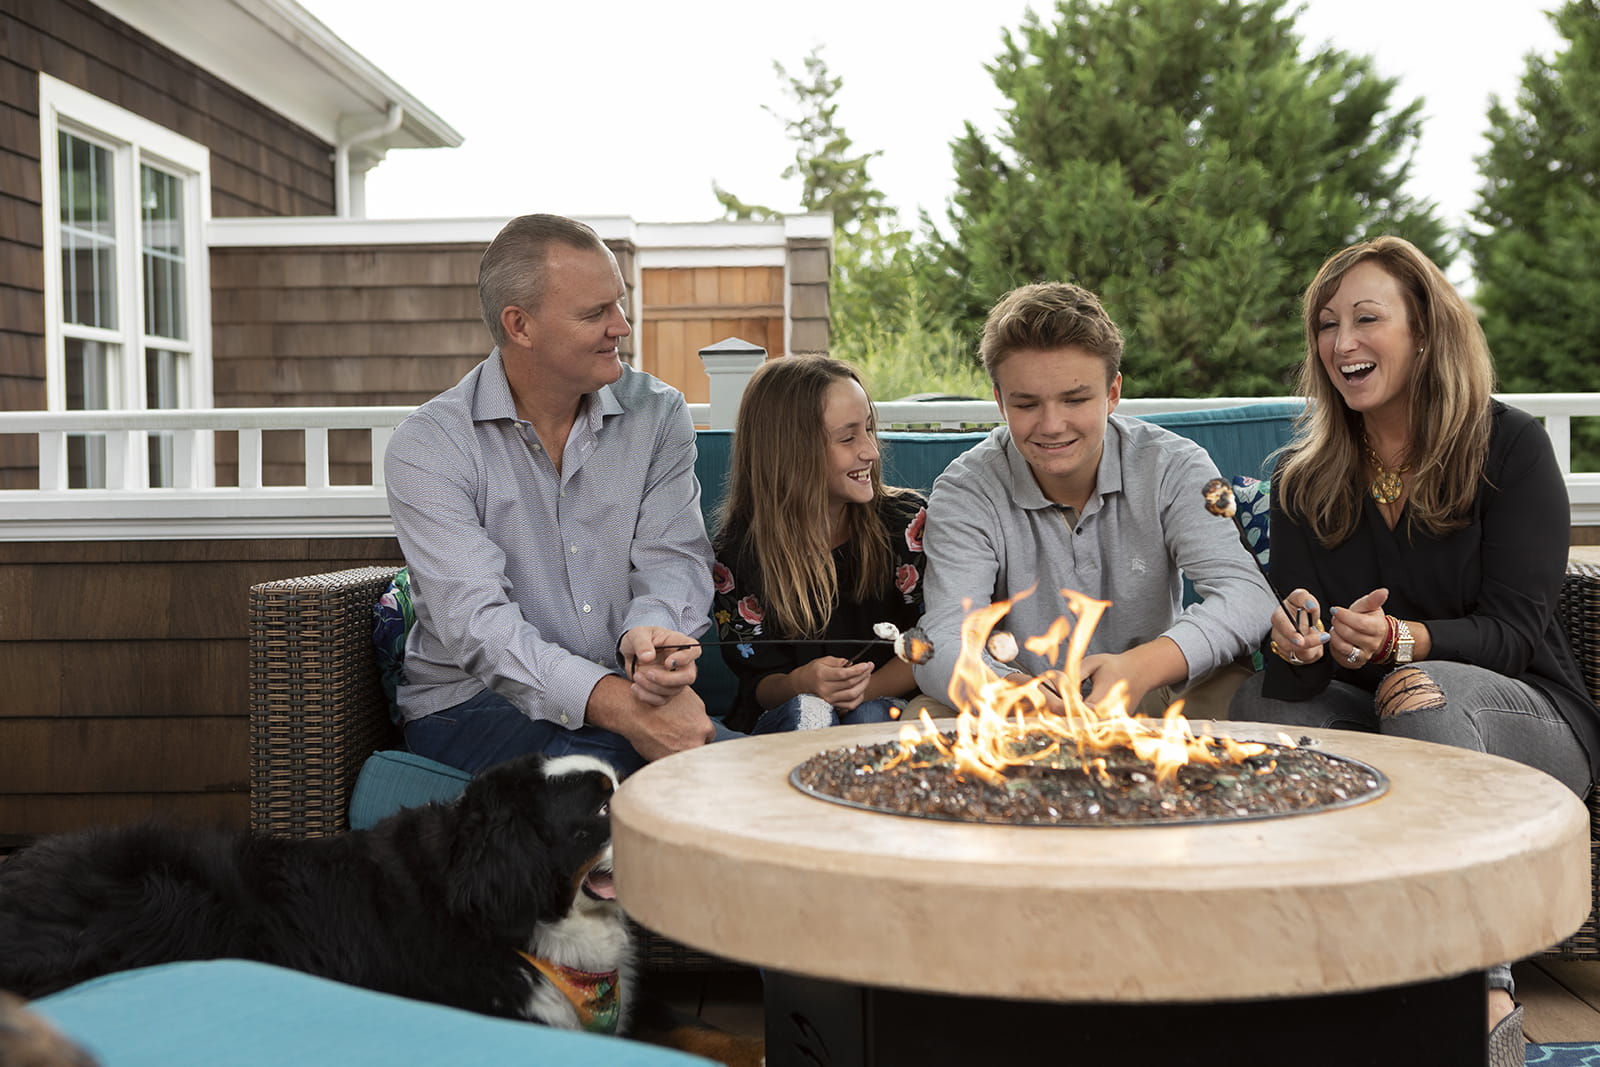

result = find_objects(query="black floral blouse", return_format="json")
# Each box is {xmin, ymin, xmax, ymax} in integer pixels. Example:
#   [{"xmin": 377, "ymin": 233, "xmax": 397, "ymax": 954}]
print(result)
[{"xmin": 711, "ymin": 491, "xmax": 927, "ymax": 732}]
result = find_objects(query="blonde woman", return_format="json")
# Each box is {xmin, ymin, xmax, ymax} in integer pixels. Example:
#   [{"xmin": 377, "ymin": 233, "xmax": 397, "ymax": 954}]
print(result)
[
  {"xmin": 712, "ymin": 356, "xmax": 927, "ymax": 734},
  {"xmin": 1230, "ymin": 236, "xmax": 1595, "ymax": 1061}
]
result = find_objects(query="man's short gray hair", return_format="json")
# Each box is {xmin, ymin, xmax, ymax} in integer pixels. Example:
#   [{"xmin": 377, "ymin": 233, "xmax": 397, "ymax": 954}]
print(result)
[{"xmin": 478, "ymin": 214, "xmax": 609, "ymax": 346}]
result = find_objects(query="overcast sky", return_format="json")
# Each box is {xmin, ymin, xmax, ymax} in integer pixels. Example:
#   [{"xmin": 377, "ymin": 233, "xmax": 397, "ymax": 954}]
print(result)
[{"xmin": 300, "ymin": 0, "xmax": 1564, "ymax": 254}]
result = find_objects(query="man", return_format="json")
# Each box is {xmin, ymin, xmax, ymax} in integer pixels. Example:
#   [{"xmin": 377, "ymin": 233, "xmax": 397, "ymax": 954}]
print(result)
[
  {"xmin": 913, "ymin": 282, "xmax": 1276, "ymax": 718},
  {"xmin": 385, "ymin": 214, "xmax": 723, "ymax": 776}
]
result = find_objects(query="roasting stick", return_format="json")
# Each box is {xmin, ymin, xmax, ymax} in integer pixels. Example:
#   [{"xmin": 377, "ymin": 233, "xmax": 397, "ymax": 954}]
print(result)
[
  {"xmin": 654, "ymin": 625, "xmax": 934, "ymax": 665},
  {"xmin": 984, "ymin": 629, "xmax": 1065, "ymax": 701},
  {"xmin": 1201, "ymin": 477, "xmax": 1318, "ymax": 642}
]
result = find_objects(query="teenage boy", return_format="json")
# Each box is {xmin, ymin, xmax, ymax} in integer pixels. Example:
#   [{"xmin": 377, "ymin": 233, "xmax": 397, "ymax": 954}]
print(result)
[{"xmin": 913, "ymin": 282, "xmax": 1276, "ymax": 717}]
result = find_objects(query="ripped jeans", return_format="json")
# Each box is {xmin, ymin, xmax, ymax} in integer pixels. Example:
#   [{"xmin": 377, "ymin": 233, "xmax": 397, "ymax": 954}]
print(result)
[{"xmin": 1231, "ymin": 660, "xmax": 1593, "ymax": 996}]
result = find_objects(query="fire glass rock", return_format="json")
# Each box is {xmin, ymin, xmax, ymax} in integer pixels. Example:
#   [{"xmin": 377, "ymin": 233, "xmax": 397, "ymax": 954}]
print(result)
[{"xmin": 792, "ymin": 731, "xmax": 1385, "ymax": 826}]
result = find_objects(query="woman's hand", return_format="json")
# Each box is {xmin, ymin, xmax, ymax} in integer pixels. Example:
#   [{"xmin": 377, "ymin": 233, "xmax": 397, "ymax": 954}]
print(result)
[
  {"xmin": 1269, "ymin": 588, "xmax": 1330, "ymax": 667},
  {"xmin": 792, "ymin": 656, "xmax": 874, "ymax": 710},
  {"xmin": 1328, "ymin": 588, "xmax": 1390, "ymax": 669}
]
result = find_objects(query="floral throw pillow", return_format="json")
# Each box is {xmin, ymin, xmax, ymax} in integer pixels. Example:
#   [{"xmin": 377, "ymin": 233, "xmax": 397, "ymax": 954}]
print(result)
[
  {"xmin": 1231, "ymin": 476, "xmax": 1271, "ymax": 571},
  {"xmin": 373, "ymin": 567, "xmax": 414, "ymax": 722}
]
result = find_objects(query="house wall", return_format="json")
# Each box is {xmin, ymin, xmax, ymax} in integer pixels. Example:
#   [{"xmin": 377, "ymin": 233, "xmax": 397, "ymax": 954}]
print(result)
[
  {"xmin": 207, "ymin": 239, "xmax": 640, "ymax": 485},
  {"xmin": 639, "ymin": 266, "xmax": 786, "ymax": 401},
  {"xmin": 0, "ymin": 535, "xmax": 401, "ymax": 845},
  {"xmin": 0, "ymin": 0, "xmax": 337, "ymax": 488}
]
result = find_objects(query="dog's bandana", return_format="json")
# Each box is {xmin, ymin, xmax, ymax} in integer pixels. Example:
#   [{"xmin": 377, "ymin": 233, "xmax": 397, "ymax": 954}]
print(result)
[{"xmin": 517, "ymin": 950, "xmax": 621, "ymax": 1034}]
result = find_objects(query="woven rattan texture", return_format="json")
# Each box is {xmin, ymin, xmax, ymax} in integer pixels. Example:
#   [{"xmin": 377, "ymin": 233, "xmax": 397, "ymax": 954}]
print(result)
[
  {"xmin": 1545, "ymin": 562, "xmax": 1600, "ymax": 959},
  {"xmin": 249, "ymin": 567, "xmax": 403, "ymax": 838}
]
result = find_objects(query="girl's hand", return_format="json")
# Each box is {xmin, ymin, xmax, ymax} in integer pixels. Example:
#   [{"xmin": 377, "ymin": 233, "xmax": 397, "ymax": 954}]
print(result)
[
  {"xmin": 1269, "ymin": 588, "xmax": 1330, "ymax": 666},
  {"xmin": 794, "ymin": 656, "xmax": 874, "ymax": 709}
]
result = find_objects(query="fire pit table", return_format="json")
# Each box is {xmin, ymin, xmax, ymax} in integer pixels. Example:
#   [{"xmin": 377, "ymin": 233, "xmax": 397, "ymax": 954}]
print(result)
[{"xmin": 612, "ymin": 721, "xmax": 1590, "ymax": 1067}]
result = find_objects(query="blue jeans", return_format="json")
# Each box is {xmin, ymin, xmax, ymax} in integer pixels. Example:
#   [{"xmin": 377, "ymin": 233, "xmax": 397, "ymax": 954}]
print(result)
[
  {"xmin": 403, "ymin": 686, "xmax": 743, "ymax": 778},
  {"xmin": 750, "ymin": 695, "xmax": 902, "ymax": 735}
]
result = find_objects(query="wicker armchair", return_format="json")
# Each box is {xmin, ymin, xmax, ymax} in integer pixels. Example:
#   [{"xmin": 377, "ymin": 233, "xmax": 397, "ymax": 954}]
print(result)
[
  {"xmin": 246, "ymin": 565, "xmax": 726, "ymax": 972},
  {"xmin": 249, "ymin": 563, "xmax": 1600, "ymax": 960},
  {"xmin": 1550, "ymin": 560, "xmax": 1600, "ymax": 958}
]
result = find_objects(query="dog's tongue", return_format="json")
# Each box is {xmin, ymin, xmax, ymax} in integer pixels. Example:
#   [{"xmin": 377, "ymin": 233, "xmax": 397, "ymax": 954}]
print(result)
[{"xmin": 584, "ymin": 869, "xmax": 617, "ymax": 900}]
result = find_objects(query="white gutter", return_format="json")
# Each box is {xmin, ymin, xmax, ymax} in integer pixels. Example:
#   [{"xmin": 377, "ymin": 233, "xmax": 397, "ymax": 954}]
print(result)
[{"xmin": 335, "ymin": 102, "xmax": 404, "ymax": 218}]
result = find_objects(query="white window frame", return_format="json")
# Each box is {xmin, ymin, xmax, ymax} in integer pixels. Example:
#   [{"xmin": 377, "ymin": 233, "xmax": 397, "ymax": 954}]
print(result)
[{"xmin": 38, "ymin": 73, "xmax": 213, "ymax": 488}]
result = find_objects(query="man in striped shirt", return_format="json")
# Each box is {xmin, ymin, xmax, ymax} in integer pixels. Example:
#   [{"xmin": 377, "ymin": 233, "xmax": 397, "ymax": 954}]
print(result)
[{"xmin": 385, "ymin": 214, "xmax": 727, "ymax": 776}]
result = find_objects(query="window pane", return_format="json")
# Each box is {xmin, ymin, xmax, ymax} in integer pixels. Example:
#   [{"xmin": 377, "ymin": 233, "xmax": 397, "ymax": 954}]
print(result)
[
  {"xmin": 146, "ymin": 346, "xmax": 186, "ymax": 409},
  {"xmin": 64, "ymin": 337, "xmax": 113, "ymax": 410},
  {"xmin": 141, "ymin": 165, "xmax": 185, "ymax": 341},
  {"xmin": 58, "ymin": 132, "xmax": 117, "ymax": 329},
  {"xmin": 146, "ymin": 347, "xmax": 185, "ymax": 488},
  {"xmin": 64, "ymin": 338, "xmax": 111, "ymax": 487}
]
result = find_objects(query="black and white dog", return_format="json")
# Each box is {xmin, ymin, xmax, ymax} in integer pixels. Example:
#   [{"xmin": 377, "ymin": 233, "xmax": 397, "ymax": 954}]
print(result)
[{"xmin": 0, "ymin": 754, "xmax": 634, "ymax": 1034}]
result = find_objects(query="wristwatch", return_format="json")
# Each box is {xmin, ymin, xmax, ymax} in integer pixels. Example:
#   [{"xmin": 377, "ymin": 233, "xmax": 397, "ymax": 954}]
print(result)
[{"xmin": 1393, "ymin": 620, "xmax": 1415, "ymax": 665}]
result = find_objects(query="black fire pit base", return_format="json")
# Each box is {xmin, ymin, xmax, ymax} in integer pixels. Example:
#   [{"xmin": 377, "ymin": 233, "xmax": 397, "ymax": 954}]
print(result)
[{"xmin": 764, "ymin": 969, "xmax": 1485, "ymax": 1067}]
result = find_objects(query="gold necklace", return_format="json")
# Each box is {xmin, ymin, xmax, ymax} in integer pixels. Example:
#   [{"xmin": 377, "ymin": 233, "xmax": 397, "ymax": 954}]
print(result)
[{"xmin": 1363, "ymin": 437, "xmax": 1409, "ymax": 505}]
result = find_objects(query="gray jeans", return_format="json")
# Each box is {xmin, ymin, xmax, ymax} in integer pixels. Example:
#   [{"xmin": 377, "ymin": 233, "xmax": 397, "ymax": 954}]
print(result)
[{"xmin": 1230, "ymin": 660, "xmax": 1593, "ymax": 996}]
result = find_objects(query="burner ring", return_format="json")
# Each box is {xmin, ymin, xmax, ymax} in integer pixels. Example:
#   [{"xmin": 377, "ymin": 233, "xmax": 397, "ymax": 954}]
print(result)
[{"xmin": 791, "ymin": 732, "xmax": 1389, "ymax": 827}]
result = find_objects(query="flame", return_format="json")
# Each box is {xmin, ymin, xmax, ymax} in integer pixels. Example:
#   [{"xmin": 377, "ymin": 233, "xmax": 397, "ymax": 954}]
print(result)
[{"xmin": 895, "ymin": 587, "xmax": 1275, "ymax": 786}]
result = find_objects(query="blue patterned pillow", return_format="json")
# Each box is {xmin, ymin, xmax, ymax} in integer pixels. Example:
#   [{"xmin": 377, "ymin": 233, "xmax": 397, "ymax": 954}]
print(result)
[
  {"xmin": 373, "ymin": 568, "xmax": 414, "ymax": 723},
  {"xmin": 1232, "ymin": 476, "xmax": 1271, "ymax": 570}
]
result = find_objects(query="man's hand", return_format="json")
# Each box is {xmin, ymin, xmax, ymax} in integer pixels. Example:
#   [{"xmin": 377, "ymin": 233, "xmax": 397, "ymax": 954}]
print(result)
[
  {"xmin": 790, "ymin": 656, "xmax": 873, "ymax": 711},
  {"xmin": 619, "ymin": 627, "xmax": 700, "ymax": 706},
  {"xmin": 1079, "ymin": 637, "xmax": 1189, "ymax": 713},
  {"xmin": 1080, "ymin": 652, "xmax": 1149, "ymax": 712},
  {"xmin": 586, "ymin": 676, "xmax": 715, "ymax": 762}
]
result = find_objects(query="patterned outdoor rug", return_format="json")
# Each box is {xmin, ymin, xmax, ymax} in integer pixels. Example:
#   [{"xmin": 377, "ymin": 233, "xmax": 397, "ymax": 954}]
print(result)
[{"xmin": 1527, "ymin": 1045, "xmax": 1600, "ymax": 1065}]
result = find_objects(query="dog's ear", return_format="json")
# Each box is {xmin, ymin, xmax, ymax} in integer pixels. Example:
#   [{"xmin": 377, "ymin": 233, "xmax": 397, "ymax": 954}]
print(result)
[{"xmin": 446, "ymin": 757, "xmax": 567, "ymax": 932}]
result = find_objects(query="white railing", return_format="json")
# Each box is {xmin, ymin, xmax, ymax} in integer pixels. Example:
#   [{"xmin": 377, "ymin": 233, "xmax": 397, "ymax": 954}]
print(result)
[{"xmin": 3, "ymin": 391, "xmax": 1598, "ymax": 540}]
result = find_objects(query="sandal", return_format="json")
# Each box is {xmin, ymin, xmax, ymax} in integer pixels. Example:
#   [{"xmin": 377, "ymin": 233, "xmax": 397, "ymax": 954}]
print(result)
[{"xmin": 1487, "ymin": 1002, "xmax": 1525, "ymax": 1067}]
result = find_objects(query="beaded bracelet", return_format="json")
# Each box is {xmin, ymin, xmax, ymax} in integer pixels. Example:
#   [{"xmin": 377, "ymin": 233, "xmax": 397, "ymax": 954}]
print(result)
[{"xmin": 1377, "ymin": 615, "xmax": 1400, "ymax": 663}]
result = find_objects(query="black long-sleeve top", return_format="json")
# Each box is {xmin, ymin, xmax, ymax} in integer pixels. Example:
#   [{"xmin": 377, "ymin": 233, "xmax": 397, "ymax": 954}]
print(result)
[
  {"xmin": 712, "ymin": 492, "xmax": 928, "ymax": 733},
  {"xmin": 1262, "ymin": 402, "xmax": 1598, "ymax": 778}
]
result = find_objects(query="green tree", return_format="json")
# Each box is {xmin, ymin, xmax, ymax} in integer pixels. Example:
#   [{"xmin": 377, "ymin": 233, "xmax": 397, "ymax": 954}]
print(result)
[
  {"xmin": 925, "ymin": 0, "xmax": 1450, "ymax": 397},
  {"xmin": 1471, "ymin": 0, "xmax": 1600, "ymax": 471},
  {"xmin": 713, "ymin": 48, "xmax": 927, "ymax": 364}
]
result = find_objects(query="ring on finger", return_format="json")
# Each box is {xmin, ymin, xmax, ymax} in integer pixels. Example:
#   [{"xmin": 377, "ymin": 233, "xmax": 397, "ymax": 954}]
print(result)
[
  {"xmin": 1346, "ymin": 647, "xmax": 1361, "ymax": 664},
  {"xmin": 1288, "ymin": 652, "xmax": 1303, "ymax": 665}
]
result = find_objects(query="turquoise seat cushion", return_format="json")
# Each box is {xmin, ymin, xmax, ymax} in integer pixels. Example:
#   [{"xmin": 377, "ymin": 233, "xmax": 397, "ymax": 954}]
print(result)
[
  {"xmin": 348, "ymin": 749, "xmax": 470, "ymax": 830},
  {"xmin": 33, "ymin": 959, "xmax": 715, "ymax": 1066},
  {"xmin": 1142, "ymin": 401, "xmax": 1301, "ymax": 482}
]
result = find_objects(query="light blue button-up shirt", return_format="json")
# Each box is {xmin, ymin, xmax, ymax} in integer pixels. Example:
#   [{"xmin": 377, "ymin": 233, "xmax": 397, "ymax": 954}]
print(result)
[{"xmin": 385, "ymin": 351, "xmax": 713, "ymax": 726}]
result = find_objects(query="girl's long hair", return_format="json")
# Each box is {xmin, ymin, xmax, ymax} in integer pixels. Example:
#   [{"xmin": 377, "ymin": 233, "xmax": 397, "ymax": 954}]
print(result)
[
  {"xmin": 715, "ymin": 355, "xmax": 906, "ymax": 638},
  {"xmin": 1278, "ymin": 236, "xmax": 1494, "ymax": 546}
]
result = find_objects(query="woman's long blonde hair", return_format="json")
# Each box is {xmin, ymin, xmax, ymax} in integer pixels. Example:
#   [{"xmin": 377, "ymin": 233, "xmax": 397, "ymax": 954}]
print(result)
[
  {"xmin": 716, "ymin": 356, "xmax": 906, "ymax": 638},
  {"xmin": 1277, "ymin": 236, "xmax": 1495, "ymax": 546}
]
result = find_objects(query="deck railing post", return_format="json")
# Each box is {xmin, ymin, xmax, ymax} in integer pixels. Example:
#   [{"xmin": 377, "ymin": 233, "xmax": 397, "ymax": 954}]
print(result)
[{"xmin": 698, "ymin": 337, "xmax": 767, "ymax": 430}]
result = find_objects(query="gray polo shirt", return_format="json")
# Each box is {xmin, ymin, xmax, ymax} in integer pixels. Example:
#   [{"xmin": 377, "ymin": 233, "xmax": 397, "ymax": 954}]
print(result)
[{"xmin": 913, "ymin": 414, "xmax": 1276, "ymax": 704}]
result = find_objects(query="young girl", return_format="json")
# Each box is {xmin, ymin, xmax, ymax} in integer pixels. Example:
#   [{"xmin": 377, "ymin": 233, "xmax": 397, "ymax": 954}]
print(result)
[{"xmin": 712, "ymin": 356, "xmax": 927, "ymax": 734}]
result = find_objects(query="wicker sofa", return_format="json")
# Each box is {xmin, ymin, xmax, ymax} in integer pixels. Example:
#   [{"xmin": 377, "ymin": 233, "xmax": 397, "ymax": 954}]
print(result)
[{"xmin": 246, "ymin": 411, "xmax": 1600, "ymax": 960}]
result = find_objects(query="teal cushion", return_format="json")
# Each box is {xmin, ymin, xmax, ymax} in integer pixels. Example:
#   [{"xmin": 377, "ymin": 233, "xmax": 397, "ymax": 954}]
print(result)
[
  {"xmin": 33, "ymin": 959, "xmax": 715, "ymax": 1067},
  {"xmin": 348, "ymin": 749, "xmax": 470, "ymax": 830},
  {"xmin": 1142, "ymin": 401, "xmax": 1301, "ymax": 481}
]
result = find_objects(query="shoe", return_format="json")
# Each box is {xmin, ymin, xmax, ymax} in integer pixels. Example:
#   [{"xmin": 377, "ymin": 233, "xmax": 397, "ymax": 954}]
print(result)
[{"xmin": 1487, "ymin": 1002, "xmax": 1525, "ymax": 1067}]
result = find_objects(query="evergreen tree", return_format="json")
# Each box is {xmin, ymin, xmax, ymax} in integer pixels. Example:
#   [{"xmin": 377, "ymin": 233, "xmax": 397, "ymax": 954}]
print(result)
[
  {"xmin": 926, "ymin": 0, "xmax": 1449, "ymax": 397},
  {"xmin": 713, "ymin": 48, "xmax": 916, "ymax": 354},
  {"xmin": 1471, "ymin": 0, "xmax": 1600, "ymax": 428}
]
